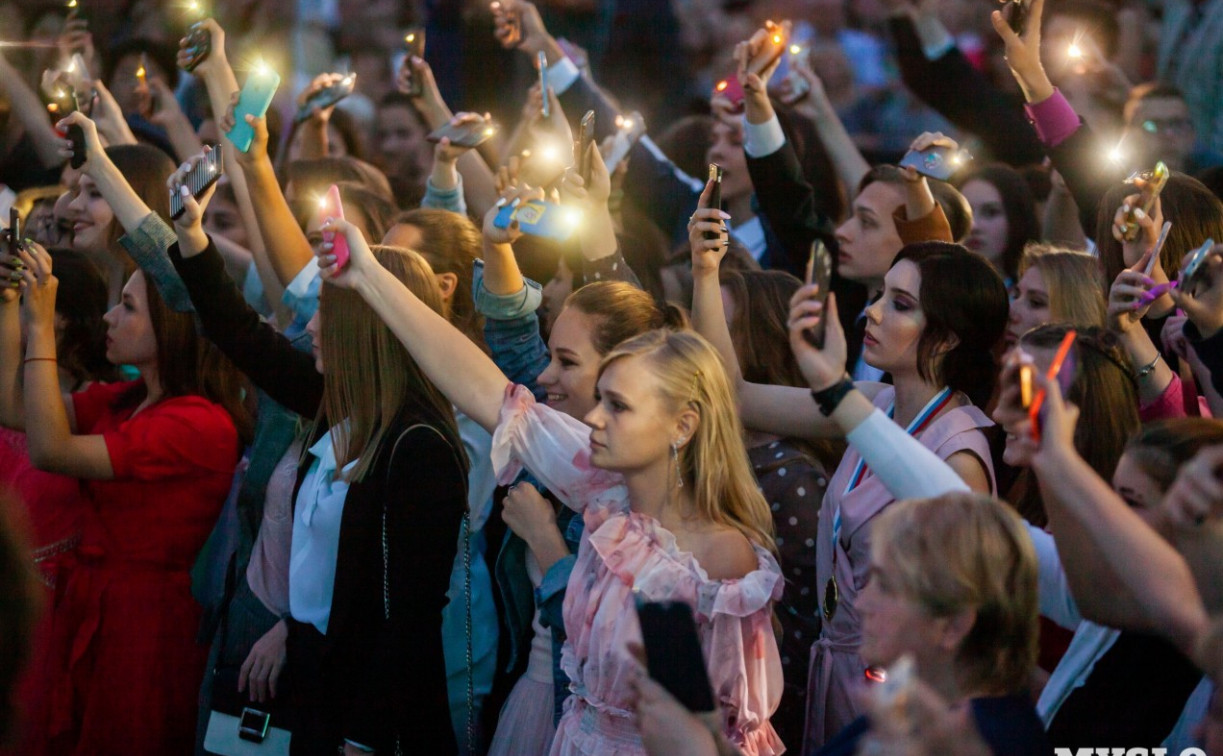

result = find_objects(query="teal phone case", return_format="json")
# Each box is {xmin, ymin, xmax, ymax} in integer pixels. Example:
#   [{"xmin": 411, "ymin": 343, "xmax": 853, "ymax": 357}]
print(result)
[{"xmin": 227, "ymin": 69, "xmax": 281, "ymax": 153}]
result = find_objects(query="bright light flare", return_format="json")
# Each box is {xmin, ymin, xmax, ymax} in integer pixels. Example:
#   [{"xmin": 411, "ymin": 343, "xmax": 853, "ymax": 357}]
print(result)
[
  {"xmin": 715, "ymin": 80, "xmax": 729, "ymax": 92},
  {"xmin": 562, "ymin": 207, "xmax": 582, "ymax": 229},
  {"xmin": 789, "ymin": 44, "xmax": 802, "ymax": 55}
]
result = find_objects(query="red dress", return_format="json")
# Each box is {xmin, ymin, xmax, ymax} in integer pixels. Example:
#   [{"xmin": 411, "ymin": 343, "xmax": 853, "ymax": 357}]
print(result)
[
  {"xmin": 0, "ymin": 427, "xmax": 86, "ymax": 756},
  {"xmin": 45, "ymin": 381, "xmax": 241, "ymax": 755}
]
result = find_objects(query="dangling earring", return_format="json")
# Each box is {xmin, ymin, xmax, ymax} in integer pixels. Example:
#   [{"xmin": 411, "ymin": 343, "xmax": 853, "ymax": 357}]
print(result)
[{"xmin": 672, "ymin": 441, "xmax": 683, "ymax": 489}]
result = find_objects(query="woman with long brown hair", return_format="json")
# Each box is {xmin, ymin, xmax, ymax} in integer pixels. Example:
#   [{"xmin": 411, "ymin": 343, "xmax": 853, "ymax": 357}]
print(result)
[
  {"xmin": 168, "ymin": 151, "xmax": 468, "ymax": 755},
  {"xmin": 0, "ymin": 232, "xmax": 250, "ymax": 753}
]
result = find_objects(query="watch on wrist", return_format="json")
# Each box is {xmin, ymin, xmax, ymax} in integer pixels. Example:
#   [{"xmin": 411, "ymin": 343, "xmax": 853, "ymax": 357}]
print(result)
[{"xmin": 811, "ymin": 376, "xmax": 854, "ymax": 416}]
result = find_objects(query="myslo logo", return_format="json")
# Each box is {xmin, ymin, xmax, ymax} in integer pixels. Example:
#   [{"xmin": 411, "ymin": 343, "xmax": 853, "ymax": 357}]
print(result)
[{"xmin": 1056, "ymin": 743, "xmax": 1208, "ymax": 748}]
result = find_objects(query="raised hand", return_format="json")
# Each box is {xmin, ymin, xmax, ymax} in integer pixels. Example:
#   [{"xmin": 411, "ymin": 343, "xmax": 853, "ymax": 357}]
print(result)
[
  {"xmin": 990, "ymin": 0, "xmax": 1054, "ymax": 103},
  {"xmin": 688, "ymin": 178, "xmax": 730, "ymax": 276},
  {"xmin": 787, "ymin": 284, "xmax": 848, "ymax": 392}
]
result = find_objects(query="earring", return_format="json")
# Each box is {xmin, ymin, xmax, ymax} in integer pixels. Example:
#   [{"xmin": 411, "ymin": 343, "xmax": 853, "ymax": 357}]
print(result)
[{"xmin": 671, "ymin": 441, "xmax": 683, "ymax": 489}]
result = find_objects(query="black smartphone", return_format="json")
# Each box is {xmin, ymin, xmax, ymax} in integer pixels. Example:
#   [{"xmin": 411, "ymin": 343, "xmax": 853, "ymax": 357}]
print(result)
[
  {"xmin": 180, "ymin": 21, "xmax": 211, "ymax": 73},
  {"xmin": 898, "ymin": 144, "xmax": 972, "ymax": 181},
  {"xmin": 8, "ymin": 208, "xmax": 21, "ymax": 256},
  {"xmin": 704, "ymin": 163, "xmax": 723, "ymax": 240},
  {"xmin": 294, "ymin": 74, "xmax": 356, "ymax": 124},
  {"xmin": 52, "ymin": 90, "xmax": 87, "ymax": 169},
  {"xmin": 426, "ymin": 117, "xmax": 499, "ymax": 148},
  {"xmin": 169, "ymin": 146, "xmax": 224, "ymax": 220},
  {"xmin": 577, "ymin": 110, "xmax": 595, "ymax": 184},
  {"xmin": 1004, "ymin": 0, "xmax": 1030, "ymax": 35},
  {"xmin": 403, "ymin": 28, "xmax": 426, "ymax": 97},
  {"xmin": 804, "ymin": 240, "xmax": 833, "ymax": 348},
  {"xmin": 636, "ymin": 600, "xmax": 716, "ymax": 713}
]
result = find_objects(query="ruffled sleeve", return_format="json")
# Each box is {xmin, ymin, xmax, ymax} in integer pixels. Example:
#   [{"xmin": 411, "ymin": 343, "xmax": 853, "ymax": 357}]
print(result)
[
  {"xmin": 700, "ymin": 548, "xmax": 786, "ymax": 756},
  {"xmin": 621, "ymin": 527, "xmax": 785, "ymax": 756},
  {"xmin": 489, "ymin": 383, "xmax": 627, "ymax": 513}
]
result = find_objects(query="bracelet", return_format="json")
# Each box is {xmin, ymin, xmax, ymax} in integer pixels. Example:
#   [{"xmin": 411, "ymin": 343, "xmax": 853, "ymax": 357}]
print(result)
[
  {"xmin": 23, "ymin": 357, "xmax": 56, "ymax": 366},
  {"xmin": 1135, "ymin": 352, "xmax": 1162, "ymax": 379},
  {"xmin": 811, "ymin": 376, "xmax": 854, "ymax": 417}
]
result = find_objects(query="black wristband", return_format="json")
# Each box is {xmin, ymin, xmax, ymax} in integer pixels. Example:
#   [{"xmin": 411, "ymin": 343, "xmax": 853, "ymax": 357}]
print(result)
[{"xmin": 811, "ymin": 377, "xmax": 854, "ymax": 417}]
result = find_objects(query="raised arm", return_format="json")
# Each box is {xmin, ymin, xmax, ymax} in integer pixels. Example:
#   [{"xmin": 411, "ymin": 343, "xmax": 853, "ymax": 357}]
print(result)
[
  {"xmin": 12, "ymin": 243, "xmax": 112, "ymax": 478},
  {"xmin": 0, "ymin": 250, "xmax": 24, "ymax": 429},
  {"xmin": 689, "ymin": 182, "xmax": 845, "ymax": 441},
  {"xmin": 319, "ymin": 221, "xmax": 510, "ymax": 434},
  {"xmin": 1107, "ymin": 214, "xmax": 1176, "ymax": 408},
  {"xmin": 0, "ymin": 52, "xmax": 67, "ymax": 170},
  {"xmin": 1010, "ymin": 364, "xmax": 1210, "ymax": 656}
]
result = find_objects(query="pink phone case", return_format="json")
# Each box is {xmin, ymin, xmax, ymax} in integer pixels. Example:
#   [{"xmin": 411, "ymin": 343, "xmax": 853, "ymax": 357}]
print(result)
[{"xmin": 320, "ymin": 184, "xmax": 350, "ymax": 269}]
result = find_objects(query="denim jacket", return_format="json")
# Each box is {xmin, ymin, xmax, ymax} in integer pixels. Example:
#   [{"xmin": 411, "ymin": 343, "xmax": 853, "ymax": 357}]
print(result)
[{"xmin": 474, "ymin": 261, "xmax": 582, "ymax": 723}]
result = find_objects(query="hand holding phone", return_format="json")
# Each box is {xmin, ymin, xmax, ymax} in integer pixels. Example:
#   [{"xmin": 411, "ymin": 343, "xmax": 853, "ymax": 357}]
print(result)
[
  {"xmin": 493, "ymin": 198, "xmax": 581, "ymax": 242},
  {"xmin": 226, "ymin": 65, "xmax": 281, "ymax": 153},
  {"xmin": 1002, "ymin": 0, "xmax": 1031, "ymax": 35},
  {"xmin": 319, "ymin": 184, "xmax": 350, "ymax": 269},
  {"xmin": 180, "ymin": 21, "xmax": 212, "ymax": 72},
  {"xmin": 899, "ymin": 144, "xmax": 972, "ymax": 182},
  {"xmin": 1122, "ymin": 162, "xmax": 1170, "ymax": 242},
  {"xmin": 636, "ymin": 600, "xmax": 716, "ymax": 714},
  {"xmin": 804, "ymin": 240, "xmax": 833, "ymax": 348},
  {"xmin": 1180, "ymin": 238, "xmax": 1217, "ymax": 289},
  {"xmin": 703, "ymin": 164, "xmax": 723, "ymax": 241},
  {"xmin": 745, "ymin": 20, "xmax": 789, "ymax": 78},
  {"xmin": 403, "ymin": 28, "xmax": 426, "ymax": 96},
  {"xmin": 602, "ymin": 113, "xmax": 645, "ymax": 174},
  {"xmin": 294, "ymin": 73, "xmax": 356, "ymax": 124},
  {"xmin": 427, "ymin": 114, "xmax": 500, "ymax": 149},
  {"xmin": 1028, "ymin": 330, "xmax": 1077, "ymax": 443},
  {"xmin": 577, "ymin": 110, "xmax": 595, "ymax": 184},
  {"xmin": 169, "ymin": 146, "xmax": 224, "ymax": 220}
]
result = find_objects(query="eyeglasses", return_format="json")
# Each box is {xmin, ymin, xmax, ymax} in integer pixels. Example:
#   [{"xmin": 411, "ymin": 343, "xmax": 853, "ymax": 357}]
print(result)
[{"xmin": 1141, "ymin": 117, "xmax": 1193, "ymax": 136}]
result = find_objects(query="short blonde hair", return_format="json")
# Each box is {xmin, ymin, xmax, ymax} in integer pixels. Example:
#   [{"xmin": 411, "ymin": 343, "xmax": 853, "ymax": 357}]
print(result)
[
  {"xmin": 870, "ymin": 493, "xmax": 1038, "ymax": 695},
  {"xmin": 1018, "ymin": 244, "xmax": 1108, "ymax": 329},
  {"xmin": 600, "ymin": 329, "xmax": 775, "ymax": 554}
]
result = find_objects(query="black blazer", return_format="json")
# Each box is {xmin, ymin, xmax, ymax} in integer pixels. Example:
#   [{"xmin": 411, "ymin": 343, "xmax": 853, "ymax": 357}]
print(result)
[
  {"xmin": 171, "ymin": 242, "xmax": 466, "ymax": 752},
  {"xmin": 744, "ymin": 137, "xmax": 869, "ymax": 369}
]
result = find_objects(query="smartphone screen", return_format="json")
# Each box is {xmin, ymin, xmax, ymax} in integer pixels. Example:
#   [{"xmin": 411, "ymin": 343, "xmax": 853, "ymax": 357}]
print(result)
[{"xmin": 227, "ymin": 66, "xmax": 281, "ymax": 153}]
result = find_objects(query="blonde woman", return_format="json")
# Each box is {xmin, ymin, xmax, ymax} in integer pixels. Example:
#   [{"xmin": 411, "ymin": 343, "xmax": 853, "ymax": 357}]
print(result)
[
  {"xmin": 166, "ymin": 154, "xmax": 468, "ymax": 755},
  {"xmin": 1005, "ymin": 244, "xmax": 1108, "ymax": 346},
  {"xmin": 315, "ymin": 201, "xmax": 785, "ymax": 755}
]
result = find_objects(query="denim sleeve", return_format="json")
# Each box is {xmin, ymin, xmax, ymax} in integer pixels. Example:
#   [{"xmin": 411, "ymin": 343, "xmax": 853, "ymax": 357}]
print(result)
[
  {"xmin": 472, "ymin": 258, "xmax": 542, "ymax": 320},
  {"xmin": 119, "ymin": 213, "xmax": 194, "ymax": 313},
  {"xmin": 474, "ymin": 260, "xmax": 550, "ymax": 402},
  {"xmin": 421, "ymin": 172, "xmax": 467, "ymax": 216},
  {"xmin": 535, "ymin": 555, "xmax": 576, "ymax": 632}
]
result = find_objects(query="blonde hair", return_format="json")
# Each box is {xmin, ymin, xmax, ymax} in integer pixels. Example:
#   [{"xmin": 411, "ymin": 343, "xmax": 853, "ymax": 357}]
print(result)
[
  {"xmin": 1018, "ymin": 244, "xmax": 1108, "ymax": 329},
  {"xmin": 599, "ymin": 329, "xmax": 776, "ymax": 554},
  {"xmin": 870, "ymin": 493, "xmax": 1038, "ymax": 696},
  {"xmin": 313, "ymin": 244, "xmax": 460, "ymax": 482}
]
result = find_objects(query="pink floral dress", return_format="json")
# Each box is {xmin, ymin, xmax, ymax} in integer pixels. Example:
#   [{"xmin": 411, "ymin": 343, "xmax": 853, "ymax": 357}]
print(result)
[{"xmin": 490, "ymin": 385, "xmax": 786, "ymax": 756}]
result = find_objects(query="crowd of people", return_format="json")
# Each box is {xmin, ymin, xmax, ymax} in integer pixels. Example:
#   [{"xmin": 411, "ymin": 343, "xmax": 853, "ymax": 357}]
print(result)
[{"xmin": 1, "ymin": 0, "xmax": 1223, "ymax": 754}]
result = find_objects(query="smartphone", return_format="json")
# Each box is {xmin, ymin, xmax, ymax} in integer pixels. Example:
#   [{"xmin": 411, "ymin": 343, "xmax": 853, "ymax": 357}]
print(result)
[
  {"xmin": 1123, "ymin": 161, "xmax": 1170, "ymax": 241},
  {"xmin": 1144, "ymin": 221, "xmax": 1173, "ymax": 276},
  {"xmin": 318, "ymin": 184, "xmax": 350, "ymax": 269},
  {"xmin": 538, "ymin": 51, "xmax": 550, "ymax": 119},
  {"xmin": 238, "ymin": 707, "xmax": 270, "ymax": 743},
  {"xmin": 899, "ymin": 144, "xmax": 972, "ymax": 181},
  {"xmin": 1028, "ymin": 330, "xmax": 1078, "ymax": 442},
  {"xmin": 493, "ymin": 199, "xmax": 580, "ymax": 242},
  {"xmin": 603, "ymin": 112, "xmax": 645, "ymax": 174},
  {"xmin": 180, "ymin": 21, "xmax": 211, "ymax": 72},
  {"xmin": 226, "ymin": 66, "xmax": 280, "ymax": 153},
  {"xmin": 746, "ymin": 20, "xmax": 787, "ymax": 77},
  {"xmin": 426, "ymin": 117, "xmax": 499, "ymax": 148},
  {"xmin": 636, "ymin": 600, "xmax": 716, "ymax": 713},
  {"xmin": 169, "ymin": 146, "xmax": 224, "ymax": 220},
  {"xmin": 704, "ymin": 163, "xmax": 723, "ymax": 241},
  {"xmin": 294, "ymin": 73, "xmax": 356, "ymax": 124},
  {"xmin": 577, "ymin": 110, "xmax": 596, "ymax": 184},
  {"xmin": 804, "ymin": 240, "xmax": 833, "ymax": 348},
  {"xmin": 51, "ymin": 90, "xmax": 87, "ymax": 169},
  {"xmin": 8, "ymin": 208, "xmax": 21, "ymax": 255},
  {"xmin": 403, "ymin": 28, "xmax": 425, "ymax": 97},
  {"xmin": 779, "ymin": 46, "xmax": 811, "ymax": 105},
  {"xmin": 1180, "ymin": 238, "xmax": 1217, "ymax": 288},
  {"xmin": 1018, "ymin": 363, "xmax": 1034, "ymax": 409},
  {"xmin": 1004, "ymin": 0, "xmax": 1031, "ymax": 35}
]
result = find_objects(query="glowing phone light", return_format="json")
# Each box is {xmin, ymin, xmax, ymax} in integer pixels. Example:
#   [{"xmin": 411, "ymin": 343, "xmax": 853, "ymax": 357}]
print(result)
[
  {"xmin": 1067, "ymin": 43, "xmax": 1083, "ymax": 59},
  {"xmin": 317, "ymin": 195, "xmax": 329, "ymax": 209},
  {"xmin": 253, "ymin": 59, "xmax": 270, "ymax": 77},
  {"xmin": 67, "ymin": 0, "xmax": 77, "ymax": 8},
  {"xmin": 864, "ymin": 667, "xmax": 887, "ymax": 684},
  {"xmin": 562, "ymin": 207, "xmax": 582, "ymax": 228},
  {"xmin": 789, "ymin": 44, "xmax": 802, "ymax": 55},
  {"xmin": 483, "ymin": 127, "xmax": 495, "ymax": 136},
  {"xmin": 772, "ymin": 34, "xmax": 783, "ymax": 44},
  {"xmin": 405, "ymin": 33, "xmax": 416, "ymax": 44},
  {"xmin": 540, "ymin": 145, "xmax": 559, "ymax": 162},
  {"xmin": 715, "ymin": 80, "xmax": 729, "ymax": 92}
]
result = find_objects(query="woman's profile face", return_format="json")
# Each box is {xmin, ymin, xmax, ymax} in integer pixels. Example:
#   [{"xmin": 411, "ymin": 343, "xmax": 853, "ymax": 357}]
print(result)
[
  {"xmin": 101, "ymin": 271, "xmax": 157, "ymax": 367},
  {"xmin": 861, "ymin": 259, "xmax": 928, "ymax": 377},
  {"xmin": 583, "ymin": 354, "xmax": 683, "ymax": 475}
]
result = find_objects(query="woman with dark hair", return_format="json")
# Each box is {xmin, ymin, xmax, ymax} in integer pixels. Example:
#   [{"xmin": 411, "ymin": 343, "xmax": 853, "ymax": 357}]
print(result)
[
  {"xmin": 0, "ymin": 246, "xmax": 115, "ymax": 755},
  {"xmin": 956, "ymin": 163, "xmax": 1041, "ymax": 284},
  {"xmin": 693, "ymin": 229, "xmax": 1009, "ymax": 747},
  {"xmin": 0, "ymin": 233, "xmax": 250, "ymax": 753}
]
